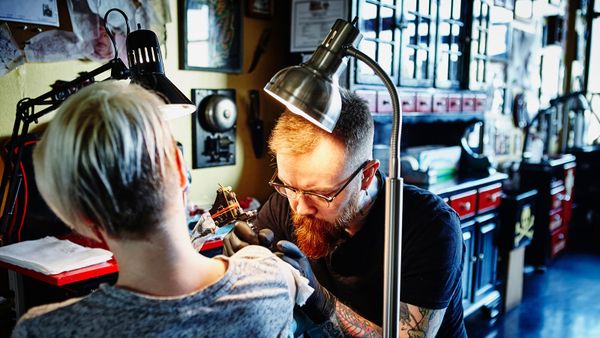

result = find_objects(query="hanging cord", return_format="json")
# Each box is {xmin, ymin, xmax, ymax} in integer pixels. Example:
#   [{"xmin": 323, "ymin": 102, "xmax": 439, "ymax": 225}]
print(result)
[{"xmin": 103, "ymin": 8, "xmax": 130, "ymax": 61}]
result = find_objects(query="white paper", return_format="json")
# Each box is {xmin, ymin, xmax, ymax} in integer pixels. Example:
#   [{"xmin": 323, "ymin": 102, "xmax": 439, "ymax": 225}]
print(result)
[
  {"xmin": 290, "ymin": 0, "xmax": 348, "ymax": 52},
  {"xmin": 0, "ymin": 236, "xmax": 113, "ymax": 275},
  {"xmin": 0, "ymin": 0, "xmax": 59, "ymax": 27}
]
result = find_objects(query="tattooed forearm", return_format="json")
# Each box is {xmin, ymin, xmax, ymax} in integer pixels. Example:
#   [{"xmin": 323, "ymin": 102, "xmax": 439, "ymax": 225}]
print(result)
[
  {"xmin": 335, "ymin": 300, "xmax": 383, "ymax": 337},
  {"xmin": 399, "ymin": 302, "xmax": 446, "ymax": 338}
]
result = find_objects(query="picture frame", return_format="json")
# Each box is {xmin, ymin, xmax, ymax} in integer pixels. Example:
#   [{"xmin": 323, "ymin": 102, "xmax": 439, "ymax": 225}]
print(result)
[
  {"xmin": 246, "ymin": 0, "xmax": 274, "ymax": 19},
  {"xmin": 178, "ymin": 0, "xmax": 242, "ymax": 73}
]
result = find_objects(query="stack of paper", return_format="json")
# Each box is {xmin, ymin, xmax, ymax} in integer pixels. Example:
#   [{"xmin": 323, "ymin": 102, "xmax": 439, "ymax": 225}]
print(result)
[{"xmin": 0, "ymin": 236, "xmax": 113, "ymax": 275}]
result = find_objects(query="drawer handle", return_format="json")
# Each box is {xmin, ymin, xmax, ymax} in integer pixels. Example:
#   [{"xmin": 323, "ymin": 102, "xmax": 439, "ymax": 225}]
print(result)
[
  {"xmin": 460, "ymin": 201, "xmax": 472, "ymax": 211},
  {"xmin": 558, "ymin": 233, "xmax": 565, "ymax": 240},
  {"xmin": 479, "ymin": 253, "xmax": 485, "ymax": 260},
  {"xmin": 487, "ymin": 192, "xmax": 501, "ymax": 202},
  {"xmin": 471, "ymin": 256, "xmax": 477, "ymax": 263}
]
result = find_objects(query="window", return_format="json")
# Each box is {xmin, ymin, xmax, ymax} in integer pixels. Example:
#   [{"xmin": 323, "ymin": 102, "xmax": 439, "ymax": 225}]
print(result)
[
  {"xmin": 399, "ymin": 0, "xmax": 437, "ymax": 86},
  {"xmin": 469, "ymin": 0, "xmax": 491, "ymax": 89},
  {"xmin": 355, "ymin": 0, "xmax": 400, "ymax": 85},
  {"xmin": 435, "ymin": 0, "xmax": 466, "ymax": 88}
]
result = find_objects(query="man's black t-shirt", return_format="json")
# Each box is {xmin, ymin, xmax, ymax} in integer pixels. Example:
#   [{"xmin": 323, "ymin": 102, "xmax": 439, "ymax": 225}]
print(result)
[{"xmin": 255, "ymin": 172, "xmax": 467, "ymax": 337}]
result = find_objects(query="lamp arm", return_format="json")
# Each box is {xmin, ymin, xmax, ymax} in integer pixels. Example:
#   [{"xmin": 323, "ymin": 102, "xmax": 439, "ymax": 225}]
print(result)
[
  {"xmin": 345, "ymin": 46, "xmax": 402, "ymax": 179},
  {"xmin": 0, "ymin": 58, "xmax": 129, "ymax": 243},
  {"xmin": 345, "ymin": 45, "xmax": 403, "ymax": 338}
]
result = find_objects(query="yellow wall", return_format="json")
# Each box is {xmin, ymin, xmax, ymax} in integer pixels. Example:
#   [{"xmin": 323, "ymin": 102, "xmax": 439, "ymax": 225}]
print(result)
[{"xmin": 0, "ymin": 1, "xmax": 288, "ymax": 207}]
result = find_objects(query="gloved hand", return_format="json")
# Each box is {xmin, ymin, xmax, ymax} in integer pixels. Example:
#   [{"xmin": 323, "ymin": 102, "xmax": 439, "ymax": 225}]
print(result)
[
  {"xmin": 222, "ymin": 221, "xmax": 274, "ymax": 256},
  {"xmin": 276, "ymin": 240, "xmax": 336, "ymax": 324}
]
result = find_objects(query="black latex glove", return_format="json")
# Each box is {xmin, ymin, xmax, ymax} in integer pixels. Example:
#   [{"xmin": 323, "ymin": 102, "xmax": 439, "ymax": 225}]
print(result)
[
  {"xmin": 222, "ymin": 221, "xmax": 274, "ymax": 256},
  {"xmin": 276, "ymin": 240, "xmax": 336, "ymax": 324}
]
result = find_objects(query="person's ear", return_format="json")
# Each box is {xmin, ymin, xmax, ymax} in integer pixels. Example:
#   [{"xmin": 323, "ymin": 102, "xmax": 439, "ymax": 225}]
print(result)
[
  {"xmin": 174, "ymin": 146, "xmax": 188, "ymax": 189},
  {"xmin": 360, "ymin": 160, "xmax": 380, "ymax": 190},
  {"xmin": 73, "ymin": 217, "xmax": 106, "ymax": 244}
]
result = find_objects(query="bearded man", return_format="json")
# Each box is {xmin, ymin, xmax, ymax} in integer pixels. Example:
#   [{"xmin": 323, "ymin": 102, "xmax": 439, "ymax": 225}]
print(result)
[{"xmin": 225, "ymin": 90, "xmax": 467, "ymax": 337}]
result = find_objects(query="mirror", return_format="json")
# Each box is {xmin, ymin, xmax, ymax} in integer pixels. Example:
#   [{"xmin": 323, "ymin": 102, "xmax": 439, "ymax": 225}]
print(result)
[{"xmin": 178, "ymin": 0, "xmax": 242, "ymax": 73}]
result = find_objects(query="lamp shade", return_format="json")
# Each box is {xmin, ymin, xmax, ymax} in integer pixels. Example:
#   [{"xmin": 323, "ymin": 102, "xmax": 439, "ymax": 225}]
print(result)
[
  {"xmin": 264, "ymin": 18, "xmax": 360, "ymax": 133},
  {"xmin": 127, "ymin": 26, "xmax": 196, "ymax": 120},
  {"xmin": 264, "ymin": 64, "xmax": 341, "ymax": 133}
]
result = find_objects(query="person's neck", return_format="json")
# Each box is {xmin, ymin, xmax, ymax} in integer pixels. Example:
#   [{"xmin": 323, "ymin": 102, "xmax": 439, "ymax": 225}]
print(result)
[
  {"xmin": 107, "ymin": 217, "xmax": 227, "ymax": 297},
  {"xmin": 345, "ymin": 174, "xmax": 380, "ymax": 237}
]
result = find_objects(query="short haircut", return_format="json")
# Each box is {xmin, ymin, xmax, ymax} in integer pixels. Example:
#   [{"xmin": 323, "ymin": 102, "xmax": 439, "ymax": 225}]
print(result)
[
  {"xmin": 33, "ymin": 81, "xmax": 177, "ymax": 239},
  {"xmin": 268, "ymin": 89, "xmax": 374, "ymax": 167}
]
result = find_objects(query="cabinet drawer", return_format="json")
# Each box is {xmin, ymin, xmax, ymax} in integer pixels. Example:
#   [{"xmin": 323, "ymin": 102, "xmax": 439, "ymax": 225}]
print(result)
[
  {"xmin": 400, "ymin": 92, "xmax": 417, "ymax": 113},
  {"xmin": 377, "ymin": 91, "xmax": 393, "ymax": 113},
  {"xmin": 448, "ymin": 94, "xmax": 462, "ymax": 112},
  {"xmin": 450, "ymin": 190, "xmax": 477, "ymax": 219},
  {"xmin": 550, "ymin": 226, "xmax": 568, "ymax": 258},
  {"xmin": 475, "ymin": 94, "xmax": 487, "ymax": 112},
  {"xmin": 432, "ymin": 93, "xmax": 449, "ymax": 112},
  {"xmin": 549, "ymin": 208, "xmax": 563, "ymax": 232},
  {"xmin": 462, "ymin": 94, "xmax": 475, "ymax": 112},
  {"xmin": 416, "ymin": 93, "xmax": 432, "ymax": 113},
  {"xmin": 478, "ymin": 183, "xmax": 502, "ymax": 213},
  {"xmin": 550, "ymin": 186, "xmax": 565, "ymax": 210}
]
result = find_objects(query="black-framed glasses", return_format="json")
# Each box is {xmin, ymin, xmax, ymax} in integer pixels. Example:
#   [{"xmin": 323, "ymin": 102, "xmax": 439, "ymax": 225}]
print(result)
[{"xmin": 268, "ymin": 161, "xmax": 370, "ymax": 207}]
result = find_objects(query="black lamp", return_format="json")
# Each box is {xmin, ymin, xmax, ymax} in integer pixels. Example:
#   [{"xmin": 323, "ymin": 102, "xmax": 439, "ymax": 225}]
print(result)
[
  {"xmin": 264, "ymin": 17, "xmax": 404, "ymax": 336},
  {"xmin": 0, "ymin": 8, "xmax": 193, "ymax": 243},
  {"xmin": 127, "ymin": 24, "xmax": 196, "ymax": 120}
]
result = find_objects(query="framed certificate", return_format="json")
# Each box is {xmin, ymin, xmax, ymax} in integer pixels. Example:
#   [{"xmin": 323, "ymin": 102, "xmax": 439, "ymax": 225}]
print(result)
[{"xmin": 290, "ymin": 0, "xmax": 348, "ymax": 52}]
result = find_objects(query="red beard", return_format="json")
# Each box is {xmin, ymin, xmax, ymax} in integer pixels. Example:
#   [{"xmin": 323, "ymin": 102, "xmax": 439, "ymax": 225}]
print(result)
[
  {"xmin": 292, "ymin": 213, "xmax": 344, "ymax": 259},
  {"xmin": 292, "ymin": 194, "xmax": 361, "ymax": 259}
]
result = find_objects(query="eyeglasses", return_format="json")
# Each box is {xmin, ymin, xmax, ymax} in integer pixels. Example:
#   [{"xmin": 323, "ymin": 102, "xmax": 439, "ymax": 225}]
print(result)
[{"xmin": 268, "ymin": 161, "xmax": 369, "ymax": 207}]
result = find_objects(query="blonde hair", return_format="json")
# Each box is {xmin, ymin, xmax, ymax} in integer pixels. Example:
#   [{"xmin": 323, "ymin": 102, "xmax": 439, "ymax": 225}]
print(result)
[
  {"xmin": 268, "ymin": 89, "xmax": 374, "ymax": 167},
  {"xmin": 33, "ymin": 81, "xmax": 177, "ymax": 239}
]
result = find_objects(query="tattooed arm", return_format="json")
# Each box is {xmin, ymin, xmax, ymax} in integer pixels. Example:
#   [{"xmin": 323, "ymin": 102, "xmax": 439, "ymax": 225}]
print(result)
[{"xmin": 333, "ymin": 300, "xmax": 446, "ymax": 338}]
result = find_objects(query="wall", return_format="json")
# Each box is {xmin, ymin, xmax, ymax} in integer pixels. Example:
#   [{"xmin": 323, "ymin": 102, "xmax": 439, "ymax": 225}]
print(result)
[{"xmin": 0, "ymin": 0, "xmax": 289, "ymax": 207}]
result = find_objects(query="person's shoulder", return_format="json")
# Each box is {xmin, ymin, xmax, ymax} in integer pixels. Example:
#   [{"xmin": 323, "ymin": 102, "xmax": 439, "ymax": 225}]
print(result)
[
  {"xmin": 262, "ymin": 191, "xmax": 289, "ymax": 211},
  {"xmin": 229, "ymin": 245, "xmax": 283, "ymax": 276},
  {"xmin": 232, "ymin": 244, "xmax": 275, "ymax": 260},
  {"xmin": 19, "ymin": 297, "xmax": 82, "ymax": 320},
  {"xmin": 229, "ymin": 246, "xmax": 295, "ymax": 284},
  {"xmin": 403, "ymin": 184, "xmax": 460, "ymax": 230},
  {"xmin": 256, "ymin": 192, "xmax": 293, "ymax": 236},
  {"xmin": 12, "ymin": 297, "xmax": 83, "ymax": 336},
  {"xmin": 404, "ymin": 184, "xmax": 453, "ymax": 212}
]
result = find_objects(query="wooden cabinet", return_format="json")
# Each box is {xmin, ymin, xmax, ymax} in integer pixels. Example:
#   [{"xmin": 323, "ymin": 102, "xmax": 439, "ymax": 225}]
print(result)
[
  {"xmin": 520, "ymin": 155, "xmax": 576, "ymax": 268},
  {"xmin": 429, "ymin": 173, "xmax": 507, "ymax": 318},
  {"xmin": 473, "ymin": 214, "xmax": 499, "ymax": 303},
  {"xmin": 351, "ymin": 0, "xmax": 487, "ymax": 123}
]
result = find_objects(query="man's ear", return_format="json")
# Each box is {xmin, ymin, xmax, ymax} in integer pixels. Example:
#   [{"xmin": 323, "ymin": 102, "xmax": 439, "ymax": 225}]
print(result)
[{"xmin": 361, "ymin": 160, "xmax": 380, "ymax": 190}]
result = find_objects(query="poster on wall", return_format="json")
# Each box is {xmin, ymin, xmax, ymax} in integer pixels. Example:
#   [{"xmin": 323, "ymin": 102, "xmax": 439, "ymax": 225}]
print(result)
[
  {"xmin": 0, "ymin": 0, "xmax": 59, "ymax": 27},
  {"xmin": 290, "ymin": 0, "xmax": 348, "ymax": 52},
  {"xmin": 0, "ymin": 23, "xmax": 25, "ymax": 76}
]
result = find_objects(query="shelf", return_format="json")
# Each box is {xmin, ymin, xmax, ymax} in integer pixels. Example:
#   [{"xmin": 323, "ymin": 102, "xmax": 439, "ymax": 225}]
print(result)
[{"xmin": 372, "ymin": 112, "xmax": 484, "ymax": 124}]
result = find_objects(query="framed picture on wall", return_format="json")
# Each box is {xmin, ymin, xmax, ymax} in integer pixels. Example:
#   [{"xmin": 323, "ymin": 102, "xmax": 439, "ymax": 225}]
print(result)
[
  {"xmin": 246, "ymin": 0, "xmax": 274, "ymax": 19},
  {"xmin": 178, "ymin": 0, "xmax": 242, "ymax": 73}
]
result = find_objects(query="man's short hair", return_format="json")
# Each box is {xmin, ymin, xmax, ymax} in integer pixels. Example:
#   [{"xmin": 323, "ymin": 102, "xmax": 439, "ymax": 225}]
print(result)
[
  {"xmin": 33, "ymin": 81, "xmax": 177, "ymax": 239},
  {"xmin": 268, "ymin": 89, "xmax": 374, "ymax": 167}
]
